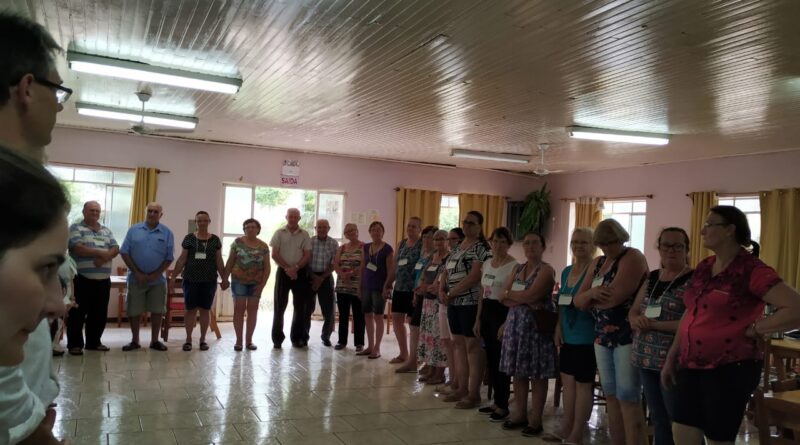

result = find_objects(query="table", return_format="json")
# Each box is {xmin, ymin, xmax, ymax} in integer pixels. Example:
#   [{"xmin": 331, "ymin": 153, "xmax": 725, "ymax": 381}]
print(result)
[
  {"xmin": 769, "ymin": 338, "xmax": 800, "ymax": 381},
  {"xmin": 110, "ymin": 275, "xmax": 221, "ymax": 339},
  {"xmin": 772, "ymin": 389, "xmax": 800, "ymax": 404}
]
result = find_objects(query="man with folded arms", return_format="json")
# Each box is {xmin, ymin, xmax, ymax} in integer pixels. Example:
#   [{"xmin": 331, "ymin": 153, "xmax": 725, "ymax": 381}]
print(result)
[
  {"xmin": 66, "ymin": 201, "xmax": 119, "ymax": 355},
  {"xmin": 120, "ymin": 202, "xmax": 174, "ymax": 351}
]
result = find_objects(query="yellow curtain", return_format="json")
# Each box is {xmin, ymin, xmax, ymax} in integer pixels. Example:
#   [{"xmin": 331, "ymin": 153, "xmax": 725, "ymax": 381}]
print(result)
[
  {"xmin": 458, "ymin": 193, "xmax": 506, "ymax": 238},
  {"xmin": 575, "ymin": 196, "xmax": 603, "ymax": 229},
  {"xmin": 760, "ymin": 189, "xmax": 800, "ymax": 289},
  {"xmin": 129, "ymin": 167, "xmax": 159, "ymax": 225},
  {"xmin": 689, "ymin": 191, "xmax": 718, "ymax": 266},
  {"xmin": 395, "ymin": 187, "xmax": 442, "ymax": 244}
]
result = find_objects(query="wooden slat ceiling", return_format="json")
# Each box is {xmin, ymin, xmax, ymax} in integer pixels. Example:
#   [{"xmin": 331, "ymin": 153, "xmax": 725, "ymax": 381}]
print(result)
[{"xmin": 9, "ymin": 0, "xmax": 800, "ymax": 173}]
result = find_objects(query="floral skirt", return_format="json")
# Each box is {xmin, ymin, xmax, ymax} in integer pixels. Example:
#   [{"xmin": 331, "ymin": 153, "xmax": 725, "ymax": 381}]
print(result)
[
  {"xmin": 499, "ymin": 305, "xmax": 557, "ymax": 379},
  {"xmin": 418, "ymin": 298, "xmax": 447, "ymax": 367}
]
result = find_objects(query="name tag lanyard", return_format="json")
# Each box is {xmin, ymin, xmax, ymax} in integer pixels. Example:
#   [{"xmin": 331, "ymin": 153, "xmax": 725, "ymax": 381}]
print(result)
[
  {"xmin": 645, "ymin": 266, "xmax": 690, "ymax": 314},
  {"xmin": 195, "ymin": 234, "xmax": 209, "ymax": 260}
]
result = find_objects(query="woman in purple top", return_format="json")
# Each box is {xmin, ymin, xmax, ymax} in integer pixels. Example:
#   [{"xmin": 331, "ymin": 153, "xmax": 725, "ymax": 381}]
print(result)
[{"xmin": 358, "ymin": 221, "xmax": 394, "ymax": 359}]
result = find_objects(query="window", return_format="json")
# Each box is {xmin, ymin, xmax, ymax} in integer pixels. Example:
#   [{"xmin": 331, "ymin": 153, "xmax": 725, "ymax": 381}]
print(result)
[
  {"xmin": 47, "ymin": 165, "xmax": 134, "ymax": 240},
  {"xmin": 602, "ymin": 200, "xmax": 647, "ymax": 252},
  {"xmin": 439, "ymin": 195, "xmax": 460, "ymax": 231},
  {"xmin": 718, "ymin": 196, "xmax": 760, "ymax": 243}
]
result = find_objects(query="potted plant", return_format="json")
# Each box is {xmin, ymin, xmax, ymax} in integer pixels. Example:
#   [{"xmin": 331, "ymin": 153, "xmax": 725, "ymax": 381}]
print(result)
[{"xmin": 518, "ymin": 183, "xmax": 551, "ymax": 237}]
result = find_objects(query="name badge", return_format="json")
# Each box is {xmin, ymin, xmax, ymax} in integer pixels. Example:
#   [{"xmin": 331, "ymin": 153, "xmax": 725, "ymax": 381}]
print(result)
[
  {"xmin": 427, "ymin": 265, "xmax": 439, "ymax": 272},
  {"xmin": 644, "ymin": 304, "xmax": 662, "ymax": 318},
  {"xmin": 591, "ymin": 276, "xmax": 604, "ymax": 288},
  {"xmin": 511, "ymin": 281, "xmax": 526, "ymax": 291},
  {"xmin": 93, "ymin": 237, "xmax": 106, "ymax": 247},
  {"xmin": 366, "ymin": 262, "xmax": 378, "ymax": 272},
  {"xmin": 398, "ymin": 258, "xmax": 408, "ymax": 266},
  {"xmin": 194, "ymin": 252, "xmax": 207, "ymax": 260},
  {"xmin": 481, "ymin": 274, "xmax": 495, "ymax": 287},
  {"xmin": 558, "ymin": 293, "xmax": 573, "ymax": 306},
  {"xmin": 447, "ymin": 260, "xmax": 457, "ymax": 269},
  {"xmin": 414, "ymin": 262, "xmax": 424, "ymax": 271}
]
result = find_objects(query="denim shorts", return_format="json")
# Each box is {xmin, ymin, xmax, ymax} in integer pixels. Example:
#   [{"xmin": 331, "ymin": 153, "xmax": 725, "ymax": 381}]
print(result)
[
  {"xmin": 231, "ymin": 280, "xmax": 260, "ymax": 298},
  {"xmin": 594, "ymin": 343, "xmax": 641, "ymax": 402}
]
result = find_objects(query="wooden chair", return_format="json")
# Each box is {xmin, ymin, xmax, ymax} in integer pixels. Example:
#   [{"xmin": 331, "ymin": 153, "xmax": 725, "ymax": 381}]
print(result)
[
  {"xmin": 161, "ymin": 281, "xmax": 185, "ymax": 342},
  {"xmin": 754, "ymin": 387, "xmax": 800, "ymax": 444}
]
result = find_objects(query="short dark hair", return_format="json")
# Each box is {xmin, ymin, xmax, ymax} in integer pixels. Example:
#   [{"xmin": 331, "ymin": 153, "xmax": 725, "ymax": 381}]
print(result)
[
  {"xmin": 489, "ymin": 227, "xmax": 514, "ymax": 246},
  {"xmin": 657, "ymin": 227, "xmax": 690, "ymax": 249},
  {"xmin": 709, "ymin": 205, "xmax": 752, "ymax": 247},
  {"xmin": 421, "ymin": 225, "xmax": 438, "ymax": 236},
  {"xmin": 0, "ymin": 13, "xmax": 62, "ymax": 105},
  {"xmin": 449, "ymin": 227, "xmax": 465, "ymax": 240},
  {"xmin": 242, "ymin": 218, "xmax": 261, "ymax": 234},
  {"xmin": 524, "ymin": 231, "xmax": 547, "ymax": 249},
  {"xmin": 0, "ymin": 144, "xmax": 68, "ymax": 260},
  {"xmin": 195, "ymin": 211, "xmax": 210, "ymax": 218},
  {"xmin": 368, "ymin": 221, "xmax": 385, "ymax": 232}
]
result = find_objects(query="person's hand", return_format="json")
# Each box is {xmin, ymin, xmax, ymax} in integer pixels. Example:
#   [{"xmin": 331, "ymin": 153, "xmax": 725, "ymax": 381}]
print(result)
[
  {"xmin": 554, "ymin": 326, "xmax": 563, "ymax": 348},
  {"xmin": 220, "ymin": 279, "xmax": 230, "ymax": 291},
  {"xmin": 661, "ymin": 357, "xmax": 679, "ymax": 389},
  {"xmin": 93, "ymin": 256, "xmax": 105, "ymax": 268},
  {"xmin": 311, "ymin": 276, "xmax": 322, "ymax": 292},
  {"xmin": 134, "ymin": 270, "xmax": 147, "ymax": 284},
  {"xmin": 427, "ymin": 283, "xmax": 438, "ymax": 294},
  {"xmin": 473, "ymin": 320, "xmax": 481, "ymax": 338},
  {"xmin": 592, "ymin": 286, "xmax": 613, "ymax": 306},
  {"xmin": 254, "ymin": 285, "xmax": 264, "ymax": 297},
  {"xmin": 146, "ymin": 272, "xmax": 161, "ymax": 282},
  {"xmin": 635, "ymin": 315, "xmax": 653, "ymax": 332},
  {"xmin": 497, "ymin": 322, "xmax": 506, "ymax": 341},
  {"xmin": 19, "ymin": 408, "xmax": 65, "ymax": 444},
  {"xmin": 383, "ymin": 287, "xmax": 392, "ymax": 300}
]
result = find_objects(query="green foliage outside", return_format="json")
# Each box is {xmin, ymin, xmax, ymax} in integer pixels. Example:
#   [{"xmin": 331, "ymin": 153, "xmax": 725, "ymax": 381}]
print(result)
[
  {"xmin": 255, "ymin": 187, "xmax": 290, "ymax": 208},
  {"xmin": 300, "ymin": 190, "xmax": 316, "ymax": 233},
  {"xmin": 439, "ymin": 207, "xmax": 460, "ymax": 231}
]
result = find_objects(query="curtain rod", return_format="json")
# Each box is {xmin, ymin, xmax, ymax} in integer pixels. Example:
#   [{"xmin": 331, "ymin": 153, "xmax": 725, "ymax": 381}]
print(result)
[
  {"xmin": 50, "ymin": 161, "xmax": 170, "ymax": 174},
  {"xmin": 560, "ymin": 194, "xmax": 653, "ymax": 202},
  {"xmin": 394, "ymin": 187, "xmax": 510, "ymax": 199},
  {"xmin": 684, "ymin": 192, "xmax": 758, "ymax": 197}
]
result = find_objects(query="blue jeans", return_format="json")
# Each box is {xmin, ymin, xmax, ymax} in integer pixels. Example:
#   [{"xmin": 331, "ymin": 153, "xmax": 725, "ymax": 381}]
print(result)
[
  {"xmin": 594, "ymin": 343, "xmax": 641, "ymax": 402},
  {"xmin": 640, "ymin": 368, "xmax": 675, "ymax": 445}
]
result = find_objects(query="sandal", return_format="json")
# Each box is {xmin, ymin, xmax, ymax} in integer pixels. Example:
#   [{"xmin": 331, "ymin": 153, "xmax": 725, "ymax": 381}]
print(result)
[
  {"xmin": 68, "ymin": 347, "xmax": 83, "ymax": 356},
  {"xmin": 368, "ymin": 353, "xmax": 381, "ymax": 359},
  {"xmin": 442, "ymin": 393, "xmax": 466, "ymax": 402},
  {"xmin": 502, "ymin": 419, "xmax": 528, "ymax": 430},
  {"xmin": 182, "ymin": 343, "xmax": 192, "ymax": 352},
  {"xmin": 234, "ymin": 344, "xmax": 243, "ymax": 352},
  {"xmin": 454, "ymin": 399, "xmax": 481, "ymax": 409},
  {"xmin": 389, "ymin": 356, "xmax": 405, "ymax": 364},
  {"xmin": 199, "ymin": 342, "xmax": 209, "ymax": 351},
  {"xmin": 521, "ymin": 425, "xmax": 543, "ymax": 437},
  {"xmin": 246, "ymin": 343, "xmax": 257, "ymax": 351},
  {"xmin": 355, "ymin": 349, "xmax": 372, "ymax": 356},
  {"xmin": 122, "ymin": 342, "xmax": 141, "ymax": 351},
  {"xmin": 149, "ymin": 341, "xmax": 168, "ymax": 351},
  {"xmin": 541, "ymin": 433, "xmax": 564, "ymax": 443}
]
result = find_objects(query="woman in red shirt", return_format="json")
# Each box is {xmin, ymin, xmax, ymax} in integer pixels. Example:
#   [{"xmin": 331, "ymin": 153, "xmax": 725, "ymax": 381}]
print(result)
[{"xmin": 661, "ymin": 205, "xmax": 800, "ymax": 444}]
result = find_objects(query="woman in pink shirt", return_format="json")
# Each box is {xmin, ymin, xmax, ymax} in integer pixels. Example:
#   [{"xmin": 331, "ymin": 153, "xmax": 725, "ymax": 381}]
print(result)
[{"xmin": 661, "ymin": 205, "xmax": 800, "ymax": 444}]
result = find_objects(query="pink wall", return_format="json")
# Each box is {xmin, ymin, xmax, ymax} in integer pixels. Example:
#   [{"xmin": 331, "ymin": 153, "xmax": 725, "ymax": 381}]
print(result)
[
  {"xmin": 47, "ymin": 127, "xmax": 543, "ymax": 246},
  {"xmin": 545, "ymin": 149, "xmax": 800, "ymax": 271}
]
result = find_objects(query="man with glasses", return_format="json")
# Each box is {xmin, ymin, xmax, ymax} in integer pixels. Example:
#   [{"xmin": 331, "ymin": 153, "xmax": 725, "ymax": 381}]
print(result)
[
  {"xmin": 0, "ymin": 12, "xmax": 71, "ymax": 445},
  {"xmin": 120, "ymin": 203, "xmax": 175, "ymax": 352},
  {"xmin": 308, "ymin": 219, "xmax": 339, "ymax": 346}
]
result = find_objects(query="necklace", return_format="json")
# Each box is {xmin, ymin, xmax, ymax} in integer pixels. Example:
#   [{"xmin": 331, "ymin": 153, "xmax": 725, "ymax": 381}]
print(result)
[{"xmin": 647, "ymin": 265, "xmax": 690, "ymax": 303}]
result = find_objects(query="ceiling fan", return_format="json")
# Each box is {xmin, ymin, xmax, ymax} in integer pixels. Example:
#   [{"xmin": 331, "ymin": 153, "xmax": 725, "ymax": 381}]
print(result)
[
  {"xmin": 129, "ymin": 91, "xmax": 195, "ymax": 135},
  {"xmin": 532, "ymin": 143, "xmax": 564, "ymax": 176}
]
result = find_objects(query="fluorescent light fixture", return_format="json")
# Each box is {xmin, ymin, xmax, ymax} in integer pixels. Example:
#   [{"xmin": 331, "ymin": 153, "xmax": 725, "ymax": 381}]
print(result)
[
  {"xmin": 67, "ymin": 52, "xmax": 242, "ymax": 94},
  {"xmin": 76, "ymin": 103, "xmax": 198, "ymax": 129},
  {"xmin": 569, "ymin": 126, "xmax": 670, "ymax": 146},
  {"xmin": 451, "ymin": 149, "xmax": 530, "ymax": 164}
]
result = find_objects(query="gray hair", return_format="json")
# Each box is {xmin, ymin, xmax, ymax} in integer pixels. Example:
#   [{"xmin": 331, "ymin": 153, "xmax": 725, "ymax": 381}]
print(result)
[
  {"xmin": 0, "ymin": 12, "xmax": 62, "ymax": 105},
  {"xmin": 433, "ymin": 229, "xmax": 449, "ymax": 240}
]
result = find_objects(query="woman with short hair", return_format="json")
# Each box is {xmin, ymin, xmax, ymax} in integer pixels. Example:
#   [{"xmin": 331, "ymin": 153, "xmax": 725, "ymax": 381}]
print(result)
[
  {"xmin": 662, "ymin": 206, "xmax": 800, "ymax": 445},
  {"xmin": 575, "ymin": 219, "xmax": 649, "ymax": 445},
  {"xmin": 170, "ymin": 211, "xmax": 229, "ymax": 351},
  {"xmin": 440, "ymin": 211, "xmax": 492, "ymax": 409},
  {"xmin": 360, "ymin": 221, "xmax": 394, "ymax": 359},
  {"xmin": 475, "ymin": 227, "xmax": 517, "ymax": 421},
  {"xmin": 416, "ymin": 229, "xmax": 450, "ymax": 384},
  {"xmin": 333, "ymin": 223, "xmax": 366, "ymax": 351},
  {"xmin": 629, "ymin": 227, "xmax": 692, "ymax": 445},
  {"xmin": 499, "ymin": 232, "xmax": 557, "ymax": 436},
  {"xmin": 223, "ymin": 218, "xmax": 270, "ymax": 351}
]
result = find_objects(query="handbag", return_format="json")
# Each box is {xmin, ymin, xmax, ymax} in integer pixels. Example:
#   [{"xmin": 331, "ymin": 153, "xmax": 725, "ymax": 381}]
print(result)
[{"xmin": 532, "ymin": 309, "xmax": 558, "ymax": 334}]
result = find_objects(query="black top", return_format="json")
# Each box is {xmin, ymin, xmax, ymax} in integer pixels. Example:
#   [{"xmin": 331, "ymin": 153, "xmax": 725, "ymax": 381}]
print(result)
[{"xmin": 181, "ymin": 233, "xmax": 222, "ymax": 283}]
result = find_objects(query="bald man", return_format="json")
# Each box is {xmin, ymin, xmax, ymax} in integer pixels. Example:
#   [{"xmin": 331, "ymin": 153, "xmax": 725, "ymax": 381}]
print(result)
[
  {"xmin": 120, "ymin": 202, "xmax": 174, "ymax": 351},
  {"xmin": 270, "ymin": 208, "xmax": 312, "ymax": 348}
]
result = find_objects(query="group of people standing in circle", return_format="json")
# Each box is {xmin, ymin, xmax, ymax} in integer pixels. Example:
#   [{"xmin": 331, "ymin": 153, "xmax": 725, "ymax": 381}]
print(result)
[{"xmin": 71, "ymin": 199, "xmax": 800, "ymax": 445}]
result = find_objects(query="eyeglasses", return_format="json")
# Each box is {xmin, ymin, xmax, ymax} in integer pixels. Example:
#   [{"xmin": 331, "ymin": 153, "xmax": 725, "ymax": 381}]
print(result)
[
  {"xmin": 34, "ymin": 77, "xmax": 72, "ymax": 104},
  {"xmin": 433, "ymin": 237, "xmax": 447, "ymax": 242},
  {"xmin": 570, "ymin": 240, "xmax": 591, "ymax": 245},
  {"xmin": 659, "ymin": 243, "xmax": 686, "ymax": 251},
  {"xmin": 461, "ymin": 220, "xmax": 477, "ymax": 226},
  {"xmin": 447, "ymin": 237, "xmax": 461, "ymax": 241},
  {"xmin": 703, "ymin": 222, "xmax": 729, "ymax": 229}
]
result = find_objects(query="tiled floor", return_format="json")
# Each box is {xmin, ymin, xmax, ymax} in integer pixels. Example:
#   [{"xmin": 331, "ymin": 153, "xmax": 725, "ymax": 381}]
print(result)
[{"xmin": 52, "ymin": 314, "xmax": 759, "ymax": 444}]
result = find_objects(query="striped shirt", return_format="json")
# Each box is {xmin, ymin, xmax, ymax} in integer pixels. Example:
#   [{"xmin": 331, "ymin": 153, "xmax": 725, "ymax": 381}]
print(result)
[{"xmin": 68, "ymin": 221, "xmax": 118, "ymax": 280}]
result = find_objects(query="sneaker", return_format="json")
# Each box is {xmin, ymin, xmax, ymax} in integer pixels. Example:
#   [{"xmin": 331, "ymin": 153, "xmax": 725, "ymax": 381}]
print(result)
[
  {"xmin": 149, "ymin": 341, "xmax": 168, "ymax": 351},
  {"xmin": 478, "ymin": 406, "xmax": 495, "ymax": 414},
  {"xmin": 489, "ymin": 410, "xmax": 510, "ymax": 422}
]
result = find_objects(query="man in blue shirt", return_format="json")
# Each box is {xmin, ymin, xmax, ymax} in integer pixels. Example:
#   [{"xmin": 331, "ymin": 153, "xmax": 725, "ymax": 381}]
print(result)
[{"xmin": 120, "ymin": 202, "xmax": 174, "ymax": 351}]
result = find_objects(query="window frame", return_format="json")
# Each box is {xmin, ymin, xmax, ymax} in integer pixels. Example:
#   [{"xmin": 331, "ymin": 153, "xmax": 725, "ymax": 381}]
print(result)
[
  {"xmin": 601, "ymin": 199, "xmax": 648, "ymax": 252},
  {"xmin": 718, "ymin": 194, "xmax": 761, "ymax": 243}
]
